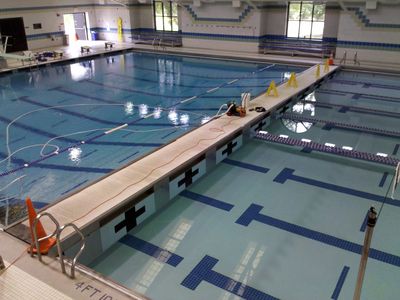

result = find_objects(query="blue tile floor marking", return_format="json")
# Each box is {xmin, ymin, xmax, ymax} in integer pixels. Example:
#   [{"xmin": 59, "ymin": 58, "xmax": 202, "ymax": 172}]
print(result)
[
  {"xmin": 180, "ymin": 190, "xmax": 234, "ymax": 211},
  {"xmin": 236, "ymin": 204, "xmax": 400, "ymax": 267},
  {"xmin": 61, "ymin": 180, "xmax": 89, "ymax": 195},
  {"xmin": 222, "ymin": 158, "xmax": 270, "ymax": 173},
  {"xmin": 359, "ymin": 210, "xmax": 369, "ymax": 232},
  {"xmin": 181, "ymin": 255, "xmax": 278, "ymax": 300},
  {"xmin": 117, "ymin": 151, "xmax": 140, "ymax": 163},
  {"xmin": 161, "ymin": 130, "xmax": 177, "ymax": 139},
  {"xmin": 119, "ymin": 234, "xmax": 183, "ymax": 267},
  {"xmin": 273, "ymin": 168, "xmax": 400, "ymax": 207},
  {"xmin": 331, "ymin": 266, "xmax": 350, "ymax": 300},
  {"xmin": 393, "ymin": 144, "xmax": 400, "ymax": 156},
  {"xmin": 379, "ymin": 172, "xmax": 389, "ymax": 187}
]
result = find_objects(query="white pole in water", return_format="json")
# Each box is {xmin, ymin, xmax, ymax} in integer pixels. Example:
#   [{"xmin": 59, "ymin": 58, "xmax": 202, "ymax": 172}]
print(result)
[{"xmin": 353, "ymin": 206, "xmax": 377, "ymax": 300}]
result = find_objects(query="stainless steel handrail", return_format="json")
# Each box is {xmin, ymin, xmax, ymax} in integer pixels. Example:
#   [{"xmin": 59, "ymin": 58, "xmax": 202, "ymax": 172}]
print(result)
[
  {"xmin": 31, "ymin": 212, "xmax": 60, "ymax": 261},
  {"xmin": 340, "ymin": 51, "xmax": 347, "ymax": 65},
  {"xmin": 353, "ymin": 51, "xmax": 361, "ymax": 65},
  {"xmin": 0, "ymin": 255, "xmax": 5, "ymax": 270},
  {"xmin": 56, "ymin": 223, "xmax": 86, "ymax": 279}
]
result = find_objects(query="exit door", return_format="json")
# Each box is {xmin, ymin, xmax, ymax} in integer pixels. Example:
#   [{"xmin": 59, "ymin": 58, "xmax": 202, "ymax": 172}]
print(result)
[{"xmin": 64, "ymin": 13, "xmax": 88, "ymax": 41}]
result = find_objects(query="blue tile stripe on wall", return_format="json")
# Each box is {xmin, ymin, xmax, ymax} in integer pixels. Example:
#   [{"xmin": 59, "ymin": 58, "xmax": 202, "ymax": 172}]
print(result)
[
  {"xmin": 181, "ymin": 255, "xmax": 278, "ymax": 300},
  {"xmin": 273, "ymin": 168, "xmax": 400, "ymax": 208},
  {"xmin": 331, "ymin": 266, "xmax": 350, "ymax": 300},
  {"xmin": 180, "ymin": 190, "xmax": 234, "ymax": 211},
  {"xmin": 347, "ymin": 7, "xmax": 400, "ymax": 28},
  {"xmin": 120, "ymin": 234, "xmax": 183, "ymax": 267},
  {"xmin": 183, "ymin": 4, "xmax": 253, "ymax": 23},
  {"xmin": 235, "ymin": 204, "xmax": 400, "ymax": 267}
]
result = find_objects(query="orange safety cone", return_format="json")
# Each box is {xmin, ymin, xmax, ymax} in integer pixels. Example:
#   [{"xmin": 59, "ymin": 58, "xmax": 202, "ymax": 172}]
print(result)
[
  {"xmin": 328, "ymin": 52, "xmax": 334, "ymax": 65},
  {"xmin": 26, "ymin": 197, "xmax": 57, "ymax": 255}
]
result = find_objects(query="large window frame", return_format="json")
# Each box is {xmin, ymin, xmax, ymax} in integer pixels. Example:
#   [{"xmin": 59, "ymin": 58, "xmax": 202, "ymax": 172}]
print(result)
[
  {"xmin": 153, "ymin": 1, "xmax": 179, "ymax": 32},
  {"xmin": 286, "ymin": 1, "xmax": 325, "ymax": 40}
]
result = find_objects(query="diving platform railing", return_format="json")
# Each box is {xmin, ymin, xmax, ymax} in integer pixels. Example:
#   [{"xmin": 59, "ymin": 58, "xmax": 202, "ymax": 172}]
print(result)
[{"xmin": 255, "ymin": 131, "xmax": 400, "ymax": 167}]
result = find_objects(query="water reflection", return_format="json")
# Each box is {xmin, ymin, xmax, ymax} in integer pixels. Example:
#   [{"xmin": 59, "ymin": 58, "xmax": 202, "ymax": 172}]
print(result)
[
  {"xmin": 68, "ymin": 147, "xmax": 82, "ymax": 163},
  {"xmin": 282, "ymin": 92, "xmax": 316, "ymax": 133},
  {"xmin": 139, "ymin": 104, "xmax": 149, "ymax": 117},
  {"xmin": 124, "ymin": 102, "xmax": 134, "ymax": 115}
]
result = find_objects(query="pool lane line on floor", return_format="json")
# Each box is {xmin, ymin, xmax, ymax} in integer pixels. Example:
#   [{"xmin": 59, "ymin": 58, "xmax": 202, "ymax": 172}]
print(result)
[
  {"xmin": 273, "ymin": 168, "xmax": 400, "ymax": 207},
  {"xmin": 181, "ymin": 254, "xmax": 278, "ymax": 300},
  {"xmin": 236, "ymin": 203, "xmax": 400, "ymax": 267},
  {"xmin": 331, "ymin": 266, "xmax": 350, "ymax": 300},
  {"xmin": 119, "ymin": 234, "xmax": 184, "ymax": 267}
]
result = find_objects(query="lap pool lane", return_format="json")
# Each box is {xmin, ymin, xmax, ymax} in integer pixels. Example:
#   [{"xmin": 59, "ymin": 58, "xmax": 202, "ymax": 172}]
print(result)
[{"xmin": 89, "ymin": 138, "xmax": 400, "ymax": 300}]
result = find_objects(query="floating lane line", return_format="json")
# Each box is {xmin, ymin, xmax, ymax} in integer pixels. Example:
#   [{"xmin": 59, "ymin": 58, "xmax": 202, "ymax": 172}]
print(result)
[
  {"xmin": 180, "ymin": 96, "xmax": 198, "ymax": 104},
  {"xmin": 206, "ymin": 87, "xmax": 220, "ymax": 93},
  {"xmin": 104, "ymin": 123, "xmax": 128, "ymax": 134}
]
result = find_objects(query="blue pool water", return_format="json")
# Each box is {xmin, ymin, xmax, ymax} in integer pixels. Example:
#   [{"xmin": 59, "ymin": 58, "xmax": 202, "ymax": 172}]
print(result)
[
  {"xmin": 89, "ymin": 70, "xmax": 400, "ymax": 300},
  {"xmin": 0, "ymin": 51, "xmax": 304, "ymax": 225}
]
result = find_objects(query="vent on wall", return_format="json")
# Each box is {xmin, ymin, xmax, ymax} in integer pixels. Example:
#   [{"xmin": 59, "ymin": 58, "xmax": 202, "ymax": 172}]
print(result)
[{"xmin": 33, "ymin": 23, "xmax": 42, "ymax": 29}]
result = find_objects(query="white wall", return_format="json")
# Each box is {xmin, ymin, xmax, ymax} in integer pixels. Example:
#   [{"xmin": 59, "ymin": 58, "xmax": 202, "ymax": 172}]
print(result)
[
  {"xmin": 336, "ymin": 4, "xmax": 400, "ymax": 65},
  {"xmin": 180, "ymin": 3, "xmax": 259, "ymax": 52}
]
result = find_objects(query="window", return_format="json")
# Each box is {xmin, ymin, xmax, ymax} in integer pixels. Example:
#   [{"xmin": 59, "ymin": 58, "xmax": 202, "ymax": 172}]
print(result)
[
  {"xmin": 153, "ymin": 1, "xmax": 179, "ymax": 31},
  {"xmin": 287, "ymin": 2, "xmax": 325, "ymax": 39}
]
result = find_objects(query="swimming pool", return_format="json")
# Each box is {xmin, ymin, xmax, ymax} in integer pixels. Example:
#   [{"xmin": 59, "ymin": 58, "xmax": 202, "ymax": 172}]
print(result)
[
  {"xmin": 86, "ymin": 70, "xmax": 400, "ymax": 300},
  {"xmin": 0, "ymin": 52, "xmax": 305, "ymax": 226}
]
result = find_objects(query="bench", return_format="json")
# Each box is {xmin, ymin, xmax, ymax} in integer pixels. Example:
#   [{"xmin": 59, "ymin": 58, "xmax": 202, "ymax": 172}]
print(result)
[
  {"xmin": 105, "ymin": 42, "xmax": 115, "ymax": 50},
  {"xmin": 80, "ymin": 46, "xmax": 91, "ymax": 54},
  {"xmin": 259, "ymin": 39, "xmax": 335, "ymax": 58}
]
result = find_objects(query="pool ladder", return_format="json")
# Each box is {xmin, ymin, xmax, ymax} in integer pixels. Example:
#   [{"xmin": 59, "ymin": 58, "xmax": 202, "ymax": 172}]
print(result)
[
  {"xmin": 31, "ymin": 212, "xmax": 86, "ymax": 279},
  {"xmin": 339, "ymin": 51, "xmax": 361, "ymax": 65}
]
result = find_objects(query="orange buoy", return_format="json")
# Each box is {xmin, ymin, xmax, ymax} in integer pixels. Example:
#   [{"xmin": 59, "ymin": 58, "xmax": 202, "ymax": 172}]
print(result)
[
  {"xmin": 26, "ymin": 197, "xmax": 57, "ymax": 255},
  {"xmin": 328, "ymin": 52, "xmax": 334, "ymax": 65}
]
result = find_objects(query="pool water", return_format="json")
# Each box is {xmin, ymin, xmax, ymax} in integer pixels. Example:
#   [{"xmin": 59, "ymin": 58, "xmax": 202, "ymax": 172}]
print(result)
[
  {"xmin": 89, "ymin": 70, "xmax": 400, "ymax": 300},
  {"xmin": 0, "ymin": 52, "xmax": 304, "ymax": 226}
]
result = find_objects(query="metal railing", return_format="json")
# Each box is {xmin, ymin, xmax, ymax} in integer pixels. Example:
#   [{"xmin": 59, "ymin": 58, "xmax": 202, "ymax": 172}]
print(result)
[
  {"xmin": 0, "ymin": 254, "xmax": 5, "ymax": 270},
  {"xmin": 31, "ymin": 212, "xmax": 86, "ymax": 279},
  {"xmin": 56, "ymin": 223, "xmax": 85, "ymax": 279}
]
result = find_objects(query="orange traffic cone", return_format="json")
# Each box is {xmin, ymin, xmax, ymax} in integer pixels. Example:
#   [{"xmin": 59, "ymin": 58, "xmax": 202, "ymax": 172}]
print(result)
[
  {"xmin": 26, "ymin": 197, "xmax": 57, "ymax": 255},
  {"xmin": 328, "ymin": 52, "xmax": 334, "ymax": 65}
]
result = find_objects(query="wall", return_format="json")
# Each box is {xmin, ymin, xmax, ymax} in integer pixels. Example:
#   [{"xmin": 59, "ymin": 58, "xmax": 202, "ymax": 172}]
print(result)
[
  {"xmin": 336, "ymin": 4, "xmax": 400, "ymax": 65},
  {"xmin": 0, "ymin": 0, "xmax": 97, "ymax": 49},
  {"xmin": 180, "ymin": 3, "xmax": 260, "ymax": 52}
]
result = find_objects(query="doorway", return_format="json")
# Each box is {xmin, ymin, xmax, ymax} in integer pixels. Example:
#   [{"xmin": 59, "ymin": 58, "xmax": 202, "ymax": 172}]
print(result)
[
  {"xmin": 64, "ymin": 13, "xmax": 89, "ymax": 43},
  {"xmin": 0, "ymin": 17, "xmax": 28, "ymax": 52}
]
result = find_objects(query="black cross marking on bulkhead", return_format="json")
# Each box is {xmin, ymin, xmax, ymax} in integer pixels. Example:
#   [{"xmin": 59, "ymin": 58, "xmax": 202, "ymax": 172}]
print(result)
[
  {"xmin": 114, "ymin": 205, "xmax": 146, "ymax": 233},
  {"xmin": 254, "ymin": 120, "xmax": 267, "ymax": 132},
  {"xmin": 222, "ymin": 141, "xmax": 237, "ymax": 156},
  {"xmin": 178, "ymin": 168, "xmax": 199, "ymax": 187}
]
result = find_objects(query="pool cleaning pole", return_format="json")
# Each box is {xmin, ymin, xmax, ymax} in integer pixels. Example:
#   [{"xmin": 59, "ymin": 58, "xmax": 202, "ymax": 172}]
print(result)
[{"xmin": 353, "ymin": 206, "xmax": 377, "ymax": 300}]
